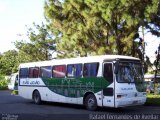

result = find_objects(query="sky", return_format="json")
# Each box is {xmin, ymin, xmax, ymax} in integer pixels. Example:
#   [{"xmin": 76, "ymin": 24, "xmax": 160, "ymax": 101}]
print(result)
[
  {"xmin": 141, "ymin": 32, "xmax": 159, "ymax": 63},
  {"xmin": 0, "ymin": 0, "xmax": 159, "ymax": 62},
  {"xmin": 0, "ymin": 0, "xmax": 45, "ymax": 53}
]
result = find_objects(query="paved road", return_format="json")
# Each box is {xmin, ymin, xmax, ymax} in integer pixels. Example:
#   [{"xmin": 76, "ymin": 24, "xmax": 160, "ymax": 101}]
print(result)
[{"xmin": 0, "ymin": 90, "xmax": 160, "ymax": 120}]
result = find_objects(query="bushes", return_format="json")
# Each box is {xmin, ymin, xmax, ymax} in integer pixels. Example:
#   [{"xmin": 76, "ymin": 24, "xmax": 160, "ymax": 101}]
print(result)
[
  {"xmin": 145, "ymin": 94, "xmax": 160, "ymax": 106},
  {"xmin": 0, "ymin": 75, "xmax": 8, "ymax": 90},
  {"xmin": 11, "ymin": 90, "xmax": 18, "ymax": 95}
]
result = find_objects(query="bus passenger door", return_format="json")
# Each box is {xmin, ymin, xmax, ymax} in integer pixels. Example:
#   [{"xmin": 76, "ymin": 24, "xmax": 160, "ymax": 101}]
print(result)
[{"xmin": 102, "ymin": 62, "xmax": 115, "ymax": 107}]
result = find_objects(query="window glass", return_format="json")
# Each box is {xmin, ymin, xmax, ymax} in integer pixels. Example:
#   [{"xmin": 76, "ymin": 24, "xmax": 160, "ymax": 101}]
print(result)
[
  {"xmin": 29, "ymin": 67, "xmax": 39, "ymax": 78},
  {"xmin": 40, "ymin": 66, "xmax": 52, "ymax": 78},
  {"xmin": 67, "ymin": 64, "xmax": 82, "ymax": 77},
  {"xmin": 83, "ymin": 63, "xmax": 99, "ymax": 77},
  {"xmin": 19, "ymin": 68, "xmax": 28, "ymax": 78},
  {"xmin": 53, "ymin": 65, "xmax": 66, "ymax": 78},
  {"xmin": 116, "ymin": 62, "xmax": 143, "ymax": 83},
  {"xmin": 104, "ymin": 63, "xmax": 113, "ymax": 83}
]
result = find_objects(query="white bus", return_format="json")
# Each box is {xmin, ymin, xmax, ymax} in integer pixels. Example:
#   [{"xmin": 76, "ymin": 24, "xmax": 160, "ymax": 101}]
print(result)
[{"xmin": 18, "ymin": 55, "xmax": 146, "ymax": 110}]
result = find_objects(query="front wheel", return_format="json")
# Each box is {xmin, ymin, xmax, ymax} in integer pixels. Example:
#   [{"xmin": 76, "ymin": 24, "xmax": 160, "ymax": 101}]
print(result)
[
  {"xmin": 33, "ymin": 90, "xmax": 41, "ymax": 105},
  {"xmin": 84, "ymin": 94, "xmax": 97, "ymax": 111}
]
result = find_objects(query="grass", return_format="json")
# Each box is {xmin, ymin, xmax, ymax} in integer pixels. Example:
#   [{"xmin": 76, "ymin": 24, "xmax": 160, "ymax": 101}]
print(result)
[
  {"xmin": 11, "ymin": 90, "xmax": 18, "ymax": 95},
  {"xmin": 145, "ymin": 94, "xmax": 160, "ymax": 106}
]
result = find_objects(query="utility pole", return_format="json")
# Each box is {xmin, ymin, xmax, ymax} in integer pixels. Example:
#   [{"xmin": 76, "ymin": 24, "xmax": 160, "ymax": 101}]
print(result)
[{"xmin": 154, "ymin": 44, "xmax": 160, "ymax": 93}]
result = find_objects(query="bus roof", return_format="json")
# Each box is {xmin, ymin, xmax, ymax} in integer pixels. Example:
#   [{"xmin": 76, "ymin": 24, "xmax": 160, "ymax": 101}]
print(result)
[{"xmin": 19, "ymin": 55, "xmax": 140, "ymax": 68}]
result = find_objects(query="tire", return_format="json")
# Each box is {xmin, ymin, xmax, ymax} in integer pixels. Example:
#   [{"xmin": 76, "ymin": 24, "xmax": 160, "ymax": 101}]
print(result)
[
  {"xmin": 84, "ymin": 94, "xmax": 97, "ymax": 111},
  {"xmin": 33, "ymin": 90, "xmax": 41, "ymax": 105}
]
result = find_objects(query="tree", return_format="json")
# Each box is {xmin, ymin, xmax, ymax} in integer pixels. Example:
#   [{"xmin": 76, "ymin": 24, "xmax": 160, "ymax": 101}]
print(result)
[
  {"xmin": 15, "ymin": 23, "xmax": 55, "ymax": 63},
  {"xmin": 44, "ymin": 0, "xmax": 133, "ymax": 57},
  {"xmin": 154, "ymin": 44, "xmax": 160, "ymax": 74},
  {"xmin": 144, "ymin": 1, "xmax": 160, "ymax": 37},
  {"xmin": 44, "ymin": 0, "xmax": 159, "ymax": 59},
  {"xmin": 0, "ymin": 50, "xmax": 18, "ymax": 75}
]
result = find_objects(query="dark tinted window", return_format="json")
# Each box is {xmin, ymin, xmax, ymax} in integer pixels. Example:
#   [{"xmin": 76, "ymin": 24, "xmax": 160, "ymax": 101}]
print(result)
[
  {"xmin": 83, "ymin": 63, "xmax": 99, "ymax": 77},
  {"xmin": 103, "ymin": 88, "xmax": 113, "ymax": 96},
  {"xmin": 40, "ymin": 66, "xmax": 52, "ymax": 78},
  {"xmin": 19, "ymin": 68, "xmax": 28, "ymax": 78},
  {"xmin": 67, "ymin": 64, "xmax": 82, "ymax": 77},
  {"xmin": 53, "ymin": 65, "xmax": 66, "ymax": 78},
  {"xmin": 29, "ymin": 67, "xmax": 39, "ymax": 78},
  {"xmin": 104, "ymin": 63, "xmax": 113, "ymax": 83}
]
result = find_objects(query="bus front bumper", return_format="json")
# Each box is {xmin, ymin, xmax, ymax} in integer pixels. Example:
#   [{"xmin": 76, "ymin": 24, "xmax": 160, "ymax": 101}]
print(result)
[{"xmin": 115, "ymin": 97, "xmax": 147, "ymax": 108}]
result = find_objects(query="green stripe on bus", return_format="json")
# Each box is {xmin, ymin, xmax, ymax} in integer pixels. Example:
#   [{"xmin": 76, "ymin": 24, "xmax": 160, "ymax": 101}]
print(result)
[{"xmin": 42, "ymin": 77, "xmax": 110, "ymax": 98}]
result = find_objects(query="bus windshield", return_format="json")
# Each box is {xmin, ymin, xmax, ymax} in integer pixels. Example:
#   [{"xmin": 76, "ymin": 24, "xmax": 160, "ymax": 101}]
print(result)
[{"xmin": 116, "ymin": 62, "xmax": 144, "ymax": 83}]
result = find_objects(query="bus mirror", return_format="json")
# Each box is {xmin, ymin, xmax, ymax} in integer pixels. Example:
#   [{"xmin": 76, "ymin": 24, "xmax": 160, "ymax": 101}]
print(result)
[{"xmin": 114, "ymin": 61, "xmax": 119, "ymax": 74}]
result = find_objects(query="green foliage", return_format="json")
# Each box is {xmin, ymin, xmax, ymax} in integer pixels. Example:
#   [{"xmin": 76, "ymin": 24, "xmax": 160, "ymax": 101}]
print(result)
[
  {"xmin": 0, "ymin": 50, "xmax": 18, "ymax": 75},
  {"xmin": 0, "ymin": 23, "xmax": 55, "ymax": 76},
  {"xmin": 15, "ymin": 23, "xmax": 55, "ymax": 63},
  {"xmin": 0, "ymin": 0, "xmax": 159, "ymax": 76},
  {"xmin": 146, "ymin": 94, "xmax": 160, "ymax": 106},
  {"xmin": 0, "ymin": 75, "xmax": 8, "ymax": 90},
  {"xmin": 0, "ymin": 74, "xmax": 5, "ymax": 80},
  {"xmin": 144, "ymin": 0, "xmax": 160, "ymax": 37},
  {"xmin": 11, "ymin": 90, "xmax": 18, "ymax": 95},
  {"xmin": 44, "ymin": 0, "xmax": 160, "ymax": 58}
]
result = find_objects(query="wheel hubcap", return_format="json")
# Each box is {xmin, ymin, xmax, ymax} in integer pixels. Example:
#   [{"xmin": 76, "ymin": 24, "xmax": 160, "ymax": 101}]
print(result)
[
  {"xmin": 34, "ymin": 94, "xmax": 39, "ymax": 102},
  {"xmin": 88, "ymin": 98, "xmax": 94, "ymax": 108}
]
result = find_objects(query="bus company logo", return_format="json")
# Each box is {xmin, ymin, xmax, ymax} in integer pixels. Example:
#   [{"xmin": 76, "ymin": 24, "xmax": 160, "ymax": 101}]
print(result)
[
  {"xmin": 121, "ymin": 87, "xmax": 133, "ymax": 91},
  {"xmin": 22, "ymin": 80, "xmax": 40, "ymax": 85},
  {"xmin": 30, "ymin": 81, "xmax": 40, "ymax": 85}
]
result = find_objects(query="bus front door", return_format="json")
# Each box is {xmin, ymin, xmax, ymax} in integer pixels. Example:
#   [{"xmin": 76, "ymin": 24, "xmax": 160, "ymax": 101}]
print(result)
[{"xmin": 102, "ymin": 62, "xmax": 115, "ymax": 107}]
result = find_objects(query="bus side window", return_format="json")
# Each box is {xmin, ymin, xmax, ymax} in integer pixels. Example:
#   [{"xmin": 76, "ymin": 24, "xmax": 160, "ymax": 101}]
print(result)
[
  {"xmin": 40, "ymin": 66, "xmax": 52, "ymax": 78},
  {"xmin": 53, "ymin": 65, "xmax": 66, "ymax": 78},
  {"xmin": 67, "ymin": 64, "xmax": 82, "ymax": 77},
  {"xmin": 19, "ymin": 68, "xmax": 28, "ymax": 78},
  {"xmin": 103, "ymin": 63, "xmax": 113, "ymax": 83},
  {"xmin": 29, "ymin": 67, "xmax": 39, "ymax": 78},
  {"xmin": 83, "ymin": 63, "xmax": 99, "ymax": 77}
]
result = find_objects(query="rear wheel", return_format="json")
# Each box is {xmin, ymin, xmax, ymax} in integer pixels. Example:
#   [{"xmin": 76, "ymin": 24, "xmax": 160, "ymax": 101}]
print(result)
[
  {"xmin": 84, "ymin": 94, "xmax": 97, "ymax": 111},
  {"xmin": 33, "ymin": 90, "xmax": 41, "ymax": 105}
]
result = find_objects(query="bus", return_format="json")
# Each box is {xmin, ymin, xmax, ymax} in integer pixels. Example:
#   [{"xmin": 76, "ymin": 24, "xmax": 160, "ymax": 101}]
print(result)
[{"xmin": 18, "ymin": 55, "xmax": 146, "ymax": 110}]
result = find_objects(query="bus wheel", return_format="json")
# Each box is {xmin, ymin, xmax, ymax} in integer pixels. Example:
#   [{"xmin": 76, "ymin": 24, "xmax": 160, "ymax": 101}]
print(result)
[
  {"xmin": 33, "ymin": 90, "xmax": 41, "ymax": 105},
  {"xmin": 84, "ymin": 94, "xmax": 97, "ymax": 111}
]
